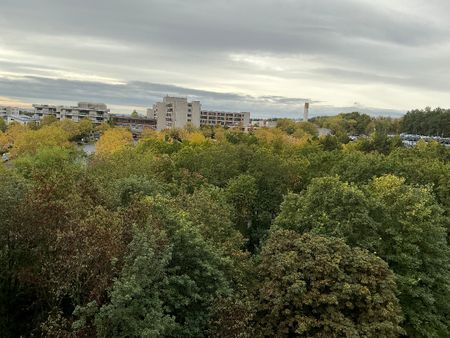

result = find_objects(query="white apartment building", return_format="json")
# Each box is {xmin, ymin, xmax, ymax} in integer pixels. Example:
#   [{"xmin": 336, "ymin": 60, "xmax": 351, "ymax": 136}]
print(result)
[
  {"xmin": 1, "ymin": 106, "xmax": 39, "ymax": 126},
  {"xmin": 148, "ymin": 96, "xmax": 201, "ymax": 130},
  {"xmin": 33, "ymin": 102, "xmax": 110, "ymax": 124},
  {"xmin": 200, "ymin": 110, "xmax": 250, "ymax": 128},
  {"xmin": 6, "ymin": 115, "xmax": 40, "ymax": 126},
  {"xmin": 0, "ymin": 106, "xmax": 20, "ymax": 119}
]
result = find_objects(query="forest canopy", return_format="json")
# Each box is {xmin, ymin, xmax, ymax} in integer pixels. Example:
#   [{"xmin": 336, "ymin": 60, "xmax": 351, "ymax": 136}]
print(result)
[{"xmin": 0, "ymin": 118, "xmax": 449, "ymax": 337}]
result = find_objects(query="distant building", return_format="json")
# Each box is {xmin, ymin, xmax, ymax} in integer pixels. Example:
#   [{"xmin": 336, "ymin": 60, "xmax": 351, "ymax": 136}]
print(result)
[
  {"xmin": 200, "ymin": 111, "xmax": 250, "ymax": 128},
  {"xmin": 6, "ymin": 114, "xmax": 40, "ymax": 125},
  {"xmin": 250, "ymin": 119, "xmax": 278, "ymax": 128},
  {"xmin": 148, "ymin": 96, "xmax": 201, "ymax": 130},
  {"xmin": 33, "ymin": 102, "xmax": 110, "ymax": 124},
  {"xmin": 1, "ymin": 106, "xmax": 39, "ymax": 126},
  {"xmin": 32, "ymin": 104, "xmax": 58, "ymax": 118},
  {"xmin": 148, "ymin": 96, "xmax": 251, "ymax": 130},
  {"xmin": 111, "ymin": 114, "xmax": 157, "ymax": 134},
  {"xmin": 0, "ymin": 106, "xmax": 20, "ymax": 118}
]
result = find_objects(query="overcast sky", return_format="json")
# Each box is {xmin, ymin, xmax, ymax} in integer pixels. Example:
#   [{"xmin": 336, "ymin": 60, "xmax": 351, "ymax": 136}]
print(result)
[{"xmin": 1, "ymin": 0, "xmax": 449, "ymax": 117}]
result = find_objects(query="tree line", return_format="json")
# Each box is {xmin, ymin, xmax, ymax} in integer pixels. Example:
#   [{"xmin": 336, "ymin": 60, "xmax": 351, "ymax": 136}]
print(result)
[
  {"xmin": 312, "ymin": 108, "xmax": 450, "ymax": 137},
  {"xmin": 0, "ymin": 118, "xmax": 449, "ymax": 337}
]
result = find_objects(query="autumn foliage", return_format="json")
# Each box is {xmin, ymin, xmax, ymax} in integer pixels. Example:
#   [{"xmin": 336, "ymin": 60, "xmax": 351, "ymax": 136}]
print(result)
[{"xmin": 0, "ymin": 120, "xmax": 449, "ymax": 337}]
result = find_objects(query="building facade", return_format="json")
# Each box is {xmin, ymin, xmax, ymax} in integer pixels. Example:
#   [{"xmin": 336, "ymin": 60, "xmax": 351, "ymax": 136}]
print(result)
[
  {"xmin": 148, "ymin": 96, "xmax": 201, "ymax": 130},
  {"xmin": 33, "ymin": 102, "xmax": 110, "ymax": 124},
  {"xmin": 250, "ymin": 118, "xmax": 278, "ymax": 128},
  {"xmin": 0, "ymin": 106, "xmax": 20, "ymax": 118},
  {"xmin": 148, "ymin": 96, "xmax": 251, "ymax": 130},
  {"xmin": 200, "ymin": 110, "xmax": 250, "ymax": 128},
  {"xmin": 111, "ymin": 114, "xmax": 157, "ymax": 134},
  {"xmin": 6, "ymin": 114, "xmax": 40, "ymax": 125}
]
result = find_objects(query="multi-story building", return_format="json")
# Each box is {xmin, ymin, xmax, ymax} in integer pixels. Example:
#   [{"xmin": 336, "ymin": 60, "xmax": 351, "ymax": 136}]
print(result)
[
  {"xmin": 110, "ymin": 114, "xmax": 157, "ymax": 134},
  {"xmin": 148, "ymin": 96, "xmax": 251, "ymax": 130},
  {"xmin": 0, "ymin": 106, "xmax": 20, "ymax": 119},
  {"xmin": 32, "ymin": 104, "xmax": 58, "ymax": 118},
  {"xmin": 200, "ymin": 110, "xmax": 250, "ymax": 128},
  {"xmin": 1, "ymin": 106, "xmax": 39, "ymax": 126},
  {"xmin": 148, "ymin": 96, "xmax": 201, "ymax": 130},
  {"xmin": 33, "ymin": 102, "xmax": 110, "ymax": 124}
]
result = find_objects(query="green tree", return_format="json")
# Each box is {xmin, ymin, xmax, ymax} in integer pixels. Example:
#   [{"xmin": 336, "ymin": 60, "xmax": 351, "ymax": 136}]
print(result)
[
  {"xmin": 255, "ymin": 230, "xmax": 403, "ymax": 337},
  {"xmin": 0, "ymin": 169, "xmax": 29, "ymax": 337},
  {"xmin": 367, "ymin": 176, "xmax": 449, "ymax": 337},
  {"xmin": 118, "ymin": 196, "xmax": 234, "ymax": 337},
  {"xmin": 92, "ymin": 224, "xmax": 175, "ymax": 338},
  {"xmin": 274, "ymin": 175, "xmax": 450, "ymax": 337},
  {"xmin": 225, "ymin": 174, "xmax": 258, "ymax": 237},
  {"xmin": 273, "ymin": 176, "xmax": 378, "ymax": 250}
]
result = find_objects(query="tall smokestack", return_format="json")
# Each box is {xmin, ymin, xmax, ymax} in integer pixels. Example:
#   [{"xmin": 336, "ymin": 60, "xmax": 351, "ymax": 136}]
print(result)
[{"xmin": 303, "ymin": 102, "xmax": 309, "ymax": 121}]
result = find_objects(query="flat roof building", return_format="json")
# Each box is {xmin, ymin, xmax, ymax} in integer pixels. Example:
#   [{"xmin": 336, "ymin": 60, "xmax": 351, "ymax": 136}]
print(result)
[
  {"xmin": 148, "ymin": 96, "xmax": 251, "ymax": 130},
  {"xmin": 149, "ymin": 96, "xmax": 201, "ymax": 130},
  {"xmin": 111, "ymin": 114, "xmax": 157, "ymax": 135},
  {"xmin": 33, "ymin": 102, "xmax": 110, "ymax": 124},
  {"xmin": 200, "ymin": 110, "xmax": 250, "ymax": 128},
  {"xmin": 6, "ymin": 114, "xmax": 40, "ymax": 125},
  {"xmin": 0, "ymin": 106, "xmax": 20, "ymax": 118}
]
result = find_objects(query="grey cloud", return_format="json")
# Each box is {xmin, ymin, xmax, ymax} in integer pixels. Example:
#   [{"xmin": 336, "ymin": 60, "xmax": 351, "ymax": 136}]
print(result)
[
  {"xmin": 0, "ymin": 75, "xmax": 403, "ymax": 117},
  {"xmin": 0, "ymin": 0, "xmax": 449, "ymax": 111}
]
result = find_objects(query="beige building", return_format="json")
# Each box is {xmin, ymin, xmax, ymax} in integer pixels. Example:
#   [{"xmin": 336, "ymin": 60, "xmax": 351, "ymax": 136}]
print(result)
[
  {"xmin": 200, "ymin": 110, "xmax": 250, "ymax": 128},
  {"xmin": 148, "ymin": 96, "xmax": 201, "ymax": 130},
  {"xmin": 33, "ymin": 102, "xmax": 110, "ymax": 124}
]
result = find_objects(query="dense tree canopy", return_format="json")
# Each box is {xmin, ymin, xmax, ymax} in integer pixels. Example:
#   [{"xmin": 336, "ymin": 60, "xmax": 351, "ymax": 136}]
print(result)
[
  {"xmin": 0, "ymin": 117, "xmax": 448, "ymax": 337},
  {"xmin": 402, "ymin": 107, "xmax": 450, "ymax": 137},
  {"xmin": 274, "ymin": 175, "xmax": 450, "ymax": 337},
  {"xmin": 254, "ymin": 230, "xmax": 404, "ymax": 337}
]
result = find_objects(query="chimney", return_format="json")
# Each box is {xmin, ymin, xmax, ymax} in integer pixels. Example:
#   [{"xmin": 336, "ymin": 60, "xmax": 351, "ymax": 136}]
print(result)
[{"xmin": 303, "ymin": 102, "xmax": 309, "ymax": 121}]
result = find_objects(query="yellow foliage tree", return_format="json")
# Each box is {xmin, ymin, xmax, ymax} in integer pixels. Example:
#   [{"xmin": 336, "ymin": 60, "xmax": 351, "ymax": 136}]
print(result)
[
  {"xmin": 6, "ymin": 123, "xmax": 28, "ymax": 139},
  {"xmin": 10, "ymin": 125, "xmax": 72, "ymax": 157},
  {"xmin": 56, "ymin": 120, "xmax": 79, "ymax": 140},
  {"xmin": 186, "ymin": 131, "xmax": 206, "ymax": 145},
  {"xmin": 96, "ymin": 128, "xmax": 133, "ymax": 157},
  {"xmin": 96, "ymin": 122, "xmax": 111, "ymax": 135},
  {"xmin": 0, "ymin": 131, "xmax": 8, "ymax": 153},
  {"xmin": 139, "ymin": 128, "xmax": 160, "ymax": 140}
]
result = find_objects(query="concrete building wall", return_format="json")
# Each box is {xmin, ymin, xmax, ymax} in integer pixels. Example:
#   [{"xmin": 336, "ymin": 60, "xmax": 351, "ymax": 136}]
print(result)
[
  {"xmin": 200, "ymin": 111, "xmax": 250, "ymax": 127},
  {"xmin": 150, "ymin": 96, "xmax": 201, "ymax": 130},
  {"xmin": 190, "ymin": 101, "xmax": 201, "ymax": 128},
  {"xmin": 33, "ymin": 102, "xmax": 110, "ymax": 124},
  {"xmin": 0, "ymin": 106, "xmax": 20, "ymax": 117}
]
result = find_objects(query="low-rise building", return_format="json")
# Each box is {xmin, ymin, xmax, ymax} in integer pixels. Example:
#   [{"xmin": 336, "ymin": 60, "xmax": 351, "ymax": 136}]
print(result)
[
  {"xmin": 200, "ymin": 111, "xmax": 250, "ymax": 127},
  {"xmin": 0, "ymin": 106, "xmax": 20, "ymax": 118},
  {"xmin": 33, "ymin": 102, "xmax": 110, "ymax": 124},
  {"xmin": 250, "ymin": 118, "xmax": 278, "ymax": 128},
  {"xmin": 1, "ymin": 106, "xmax": 38, "ymax": 126},
  {"xmin": 6, "ymin": 114, "xmax": 40, "ymax": 125},
  {"xmin": 111, "ymin": 114, "xmax": 157, "ymax": 134}
]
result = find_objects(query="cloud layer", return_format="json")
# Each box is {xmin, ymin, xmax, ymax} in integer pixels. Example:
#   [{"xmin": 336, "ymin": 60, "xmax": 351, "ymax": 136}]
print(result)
[{"xmin": 1, "ymin": 0, "xmax": 449, "ymax": 116}]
